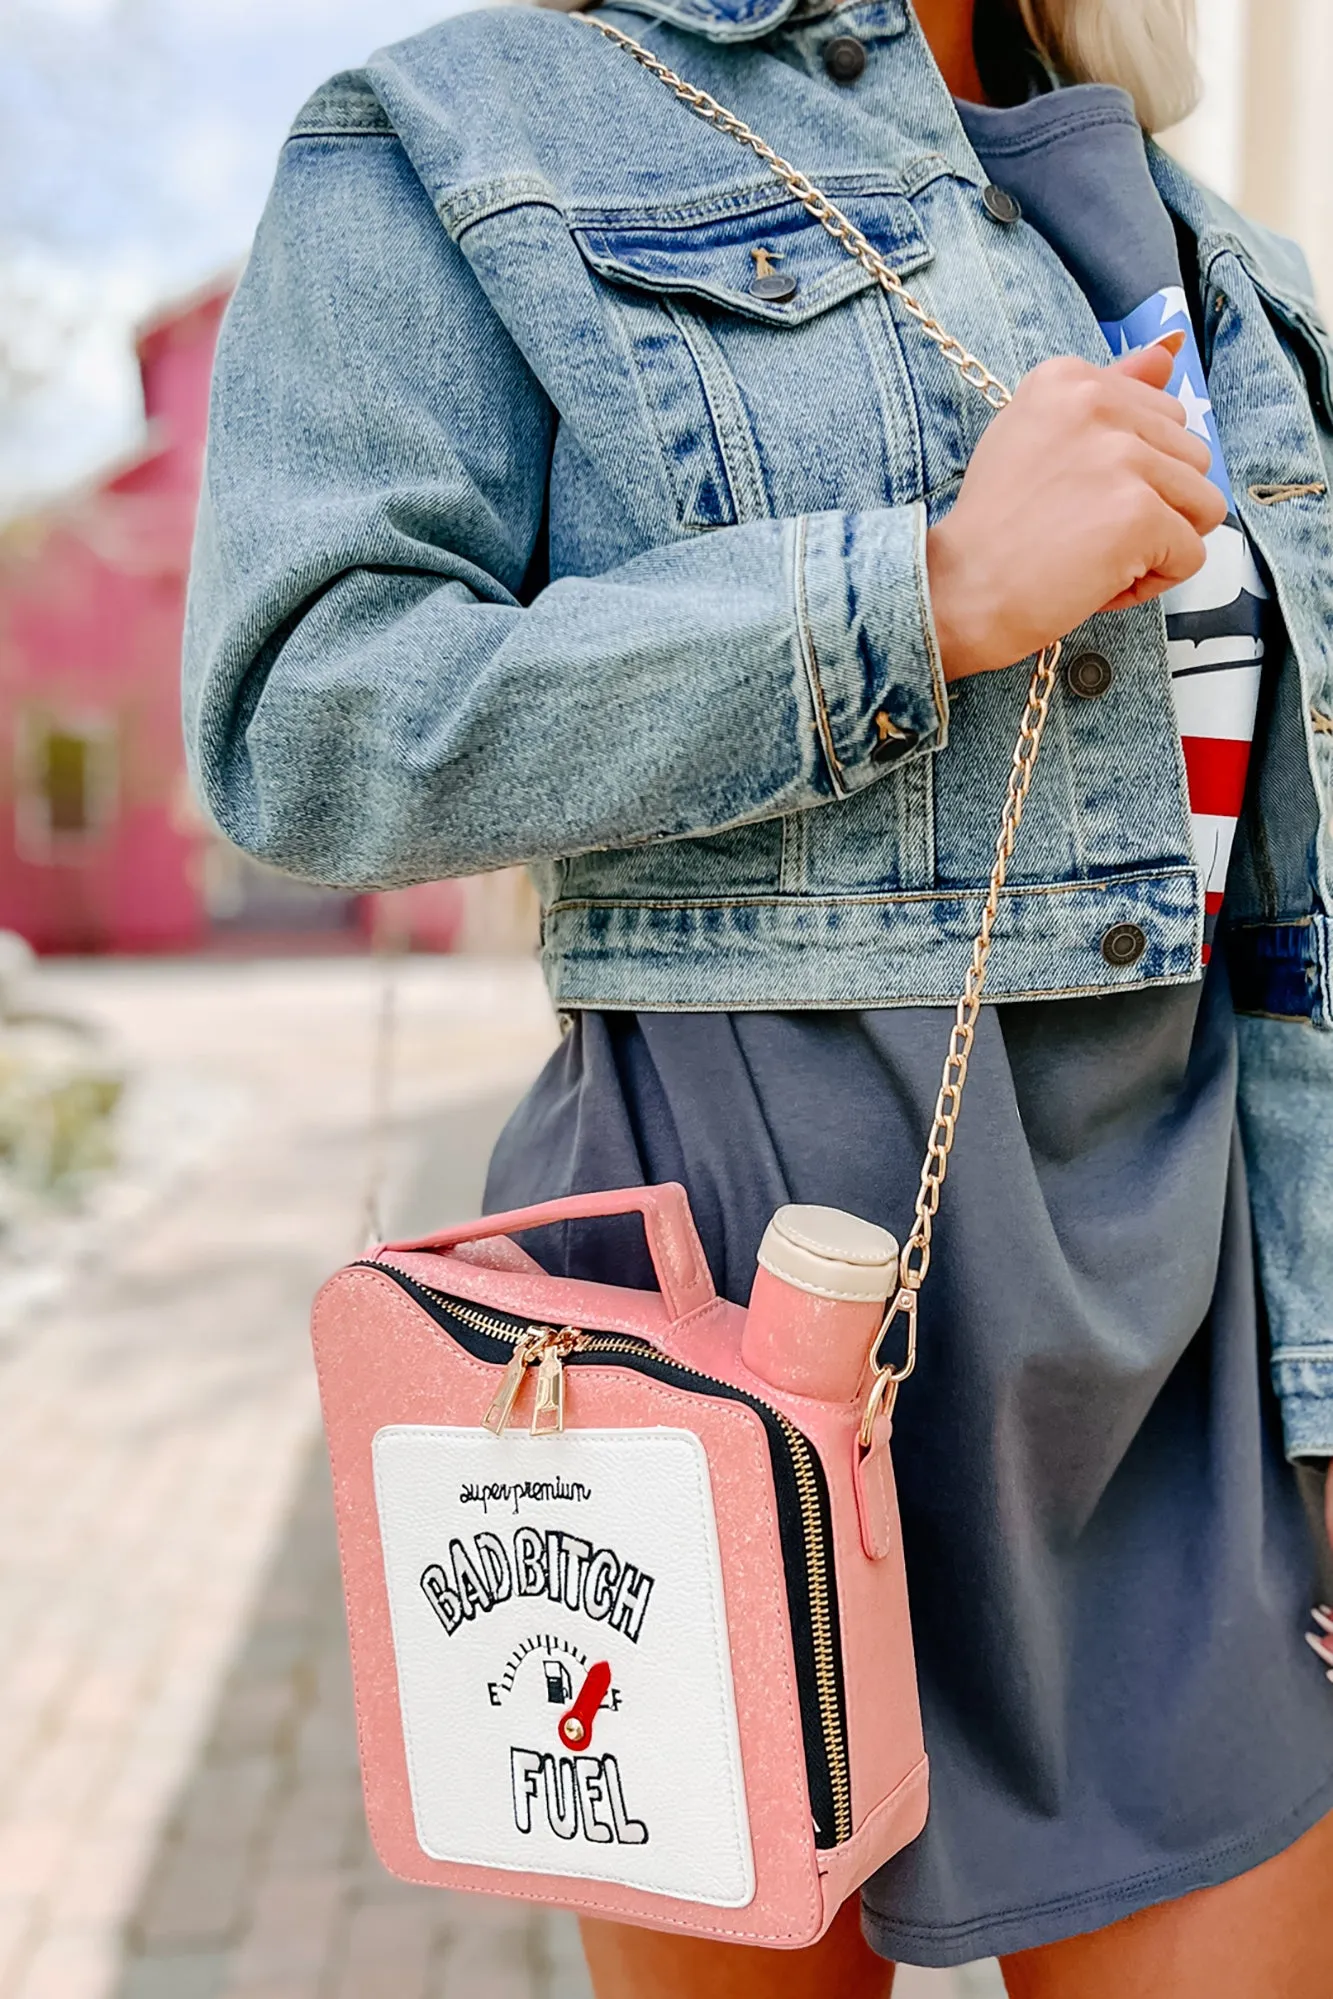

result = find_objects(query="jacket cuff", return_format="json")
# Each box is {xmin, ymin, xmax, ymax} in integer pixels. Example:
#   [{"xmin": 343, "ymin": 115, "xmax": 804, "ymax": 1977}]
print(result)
[
  {"xmin": 797, "ymin": 504, "xmax": 949, "ymax": 798},
  {"xmin": 1272, "ymin": 1352, "xmax": 1333, "ymax": 1463}
]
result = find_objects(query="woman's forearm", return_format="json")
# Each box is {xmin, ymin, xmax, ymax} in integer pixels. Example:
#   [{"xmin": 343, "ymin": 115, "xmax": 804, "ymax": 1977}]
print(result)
[
  {"xmin": 187, "ymin": 493, "xmax": 947, "ymax": 884},
  {"xmin": 183, "ymin": 127, "xmax": 947, "ymax": 886}
]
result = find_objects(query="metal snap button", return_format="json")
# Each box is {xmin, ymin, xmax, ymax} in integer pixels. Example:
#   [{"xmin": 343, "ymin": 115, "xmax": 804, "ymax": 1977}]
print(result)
[
  {"xmin": 1101, "ymin": 923, "xmax": 1148, "ymax": 968},
  {"xmin": 824, "ymin": 35, "xmax": 868, "ymax": 83},
  {"xmin": 871, "ymin": 712, "xmax": 917, "ymax": 763},
  {"xmin": 982, "ymin": 184, "xmax": 1023, "ymax": 225},
  {"xmin": 749, "ymin": 272, "xmax": 799, "ymax": 302},
  {"xmin": 1066, "ymin": 651, "xmax": 1114, "ymax": 700},
  {"xmin": 748, "ymin": 246, "xmax": 798, "ymax": 303}
]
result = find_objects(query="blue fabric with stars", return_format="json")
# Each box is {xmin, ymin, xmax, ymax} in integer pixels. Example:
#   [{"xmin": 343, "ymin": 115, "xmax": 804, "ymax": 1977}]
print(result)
[{"xmin": 1110, "ymin": 289, "xmax": 1234, "ymax": 507}]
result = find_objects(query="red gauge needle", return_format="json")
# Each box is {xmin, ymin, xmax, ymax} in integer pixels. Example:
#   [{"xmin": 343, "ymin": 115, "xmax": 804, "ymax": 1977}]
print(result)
[{"xmin": 558, "ymin": 1661, "xmax": 612, "ymax": 1750}]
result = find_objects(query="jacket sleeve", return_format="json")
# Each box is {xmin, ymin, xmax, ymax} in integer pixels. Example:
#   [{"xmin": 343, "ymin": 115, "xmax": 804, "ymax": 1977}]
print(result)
[
  {"xmin": 1237, "ymin": 1014, "xmax": 1333, "ymax": 1462},
  {"xmin": 182, "ymin": 125, "xmax": 949, "ymax": 888}
]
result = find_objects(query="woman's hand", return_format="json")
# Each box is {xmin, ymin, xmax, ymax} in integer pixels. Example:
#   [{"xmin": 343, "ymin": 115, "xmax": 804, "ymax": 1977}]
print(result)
[
  {"xmin": 928, "ymin": 339, "xmax": 1229, "ymax": 683},
  {"xmin": 1308, "ymin": 1466, "xmax": 1333, "ymax": 1684}
]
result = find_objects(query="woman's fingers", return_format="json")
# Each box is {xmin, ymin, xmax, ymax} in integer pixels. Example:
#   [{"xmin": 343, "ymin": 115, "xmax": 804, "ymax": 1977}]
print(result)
[
  {"xmin": 1095, "ymin": 495, "xmax": 1208, "ymax": 616},
  {"xmin": 1133, "ymin": 409, "xmax": 1214, "ymax": 473},
  {"xmin": 1307, "ymin": 1468, "xmax": 1331, "ymax": 1686},
  {"xmin": 1123, "ymin": 490, "xmax": 1210, "ymax": 586},
  {"xmin": 1130, "ymin": 442, "xmax": 1230, "ymax": 537},
  {"xmin": 1105, "ymin": 373, "xmax": 1191, "ymax": 433},
  {"xmin": 929, "ymin": 339, "xmax": 1226, "ymax": 680},
  {"xmin": 1100, "ymin": 575, "xmax": 1179, "ymax": 613},
  {"xmin": 1110, "ymin": 329, "xmax": 1187, "ymax": 387}
]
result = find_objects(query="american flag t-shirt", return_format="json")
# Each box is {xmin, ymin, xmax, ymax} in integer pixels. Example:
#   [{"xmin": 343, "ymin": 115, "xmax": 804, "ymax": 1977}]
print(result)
[{"xmin": 1100, "ymin": 288, "xmax": 1269, "ymax": 961}]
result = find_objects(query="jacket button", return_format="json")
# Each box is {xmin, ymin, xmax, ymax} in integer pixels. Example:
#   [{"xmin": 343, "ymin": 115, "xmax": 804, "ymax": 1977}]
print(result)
[
  {"xmin": 749, "ymin": 246, "xmax": 798, "ymax": 303},
  {"xmin": 982, "ymin": 184, "xmax": 1023, "ymax": 225},
  {"xmin": 749, "ymin": 270, "xmax": 799, "ymax": 303},
  {"xmin": 1101, "ymin": 923, "xmax": 1148, "ymax": 968},
  {"xmin": 824, "ymin": 35, "xmax": 868, "ymax": 83},
  {"xmin": 1066, "ymin": 651, "xmax": 1114, "ymax": 700}
]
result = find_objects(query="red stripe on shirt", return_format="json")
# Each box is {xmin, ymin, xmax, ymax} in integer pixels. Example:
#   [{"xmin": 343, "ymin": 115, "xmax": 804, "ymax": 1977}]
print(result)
[{"xmin": 1181, "ymin": 737, "xmax": 1252, "ymax": 818}]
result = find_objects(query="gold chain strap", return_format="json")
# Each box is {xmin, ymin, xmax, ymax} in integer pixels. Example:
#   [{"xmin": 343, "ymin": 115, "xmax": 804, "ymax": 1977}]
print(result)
[{"xmin": 578, "ymin": 15, "xmax": 1063, "ymax": 1428}]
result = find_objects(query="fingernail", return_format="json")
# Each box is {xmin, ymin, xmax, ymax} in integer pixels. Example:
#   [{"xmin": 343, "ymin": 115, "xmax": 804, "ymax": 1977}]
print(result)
[
  {"xmin": 1154, "ymin": 329, "xmax": 1188, "ymax": 358},
  {"xmin": 1314, "ymin": 1607, "xmax": 1333, "ymax": 1637},
  {"xmin": 1306, "ymin": 1632, "xmax": 1333, "ymax": 1667}
]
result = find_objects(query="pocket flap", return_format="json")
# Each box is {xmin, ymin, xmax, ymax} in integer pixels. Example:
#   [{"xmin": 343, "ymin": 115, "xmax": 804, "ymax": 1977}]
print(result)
[{"xmin": 572, "ymin": 187, "xmax": 933, "ymax": 326}]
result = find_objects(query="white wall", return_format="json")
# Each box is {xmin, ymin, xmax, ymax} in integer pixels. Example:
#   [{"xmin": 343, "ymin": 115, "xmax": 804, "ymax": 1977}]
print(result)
[{"xmin": 1169, "ymin": 0, "xmax": 1333, "ymax": 308}]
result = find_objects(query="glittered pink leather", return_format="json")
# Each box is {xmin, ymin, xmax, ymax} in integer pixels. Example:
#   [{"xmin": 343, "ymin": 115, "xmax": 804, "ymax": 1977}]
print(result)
[
  {"xmin": 742, "ymin": 1265, "xmax": 882, "ymax": 1403},
  {"xmin": 854, "ymin": 1416, "xmax": 900, "ymax": 1563},
  {"xmin": 311, "ymin": 1184, "xmax": 928, "ymax": 1948}
]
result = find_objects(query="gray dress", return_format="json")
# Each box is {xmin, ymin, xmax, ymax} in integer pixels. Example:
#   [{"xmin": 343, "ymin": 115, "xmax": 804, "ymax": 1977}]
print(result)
[{"xmin": 484, "ymin": 87, "xmax": 1333, "ymax": 1967}]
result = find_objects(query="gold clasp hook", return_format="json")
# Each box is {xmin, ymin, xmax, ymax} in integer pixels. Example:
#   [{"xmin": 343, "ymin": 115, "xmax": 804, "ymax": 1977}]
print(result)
[{"xmin": 858, "ymin": 1285, "xmax": 918, "ymax": 1448}]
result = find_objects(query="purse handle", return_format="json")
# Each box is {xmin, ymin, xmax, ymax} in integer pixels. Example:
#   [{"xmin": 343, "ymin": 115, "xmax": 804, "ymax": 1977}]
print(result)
[
  {"xmin": 579, "ymin": 15, "xmax": 1064, "ymax": 1431},
  {"xmin": 383, "ymin": 1181, "xmax": 717, "ymax": 1325}
]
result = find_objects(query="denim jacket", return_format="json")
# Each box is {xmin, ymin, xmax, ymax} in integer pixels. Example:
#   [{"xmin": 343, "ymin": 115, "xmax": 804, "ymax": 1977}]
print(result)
[{"xmin": 182, "ymin": 0, "xmax": 1333, "ymax": 1458}]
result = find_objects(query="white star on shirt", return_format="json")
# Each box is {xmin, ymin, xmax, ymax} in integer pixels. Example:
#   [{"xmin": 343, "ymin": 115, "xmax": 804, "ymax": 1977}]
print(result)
[
  {"xmin": 1177, "ymin": 373, "xmax": 1214, "ymax": 438},
  {"xmin": 1118, "ymin": 327, "xmax": 1137, "ymax": 356},
  {"xmin": 1159, "ymin": 285, "xmax": 1191, "ymax": 326}
]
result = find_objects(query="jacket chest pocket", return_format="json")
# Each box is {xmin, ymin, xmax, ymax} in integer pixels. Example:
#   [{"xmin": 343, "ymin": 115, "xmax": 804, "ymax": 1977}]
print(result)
[{"xmin": 570, "ymin": 188, "xmax": 934, "ymax": 529}]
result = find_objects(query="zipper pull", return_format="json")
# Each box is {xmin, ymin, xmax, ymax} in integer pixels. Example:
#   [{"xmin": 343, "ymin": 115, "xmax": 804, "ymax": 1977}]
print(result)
[
  {"xmin": 530, "ymin": 1329, "xmax": 589, "ymax": 1438},
  {"xmin": 482, "ymin": 1332, "xmax": 547, "ymax": 1436},
  {"xmin": 530, "ymin": 1343, "xmax": 566, "ymax": 1437}
]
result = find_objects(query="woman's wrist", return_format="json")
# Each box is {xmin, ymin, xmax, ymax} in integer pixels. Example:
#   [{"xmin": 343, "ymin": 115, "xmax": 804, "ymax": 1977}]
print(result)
[{"xmin": 926, "ymin": 517, "xmax": 999, "ymax": 684}]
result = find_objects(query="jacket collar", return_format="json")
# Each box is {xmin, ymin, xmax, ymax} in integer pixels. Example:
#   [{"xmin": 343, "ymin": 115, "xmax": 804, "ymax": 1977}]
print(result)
[
  {"xmin": 1150, "ymin": 144, "xmax": 1323, "ymax": 320},
  {"xmin": 599, "ymin": 0, "xmax": 808, "ymax": 46}
]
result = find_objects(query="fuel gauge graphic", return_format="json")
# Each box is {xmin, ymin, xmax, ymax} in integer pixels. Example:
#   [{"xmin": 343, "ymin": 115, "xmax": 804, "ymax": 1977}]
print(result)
[{"xmin": 487, "ymin": 1631, "xmax": 621, "ymax": 1733}]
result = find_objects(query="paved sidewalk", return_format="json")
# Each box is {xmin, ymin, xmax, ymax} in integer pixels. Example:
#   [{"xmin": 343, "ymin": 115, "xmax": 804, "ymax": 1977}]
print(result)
[
  {"xmin": 0, "ymin": 959, "xmax": 558, "ymax": 1999},
  {"xmin": 0, "ymin": 957, "xmax": 1002, "ymax": 1999},
  {"xmin": 116, "ymin": 1440, "xmax": 588, "ymax": 1999}
]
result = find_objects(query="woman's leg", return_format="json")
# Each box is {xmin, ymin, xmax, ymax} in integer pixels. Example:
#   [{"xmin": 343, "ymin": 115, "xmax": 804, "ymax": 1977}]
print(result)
[
  {"xmin": 1000, "ymin": 1805, "xmax": 1333, "ymax": 1998},
  {"xmin": 578, "ymin": 1896, "xmax": 895, "ymax": 1999}
]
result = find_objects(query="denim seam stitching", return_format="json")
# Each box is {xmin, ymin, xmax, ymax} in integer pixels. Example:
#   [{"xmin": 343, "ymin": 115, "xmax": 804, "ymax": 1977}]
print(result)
[
  {"xmin": 284, "ymin": 125, "xmax": 398, "ymax": 143},
  {"xmin": 576, "ymin": 250, "xmax": 886, "ymax": 328},
  {"xmin": 909, "ymin": 503, "xmax": 949, "ymax": 746},
  {"xmin": 792, "ymin": 517, "xmax": 848, "ymax": 797},
  {"xmin": 566, "ymin": 175, "xmax": 922, "ymax": 230},
  {"xmin": 545, "ymin": 975, "xmax": 1202, "ymax": 1011},
  {"xmin": 663, "ymin": 303, "xmax": 764, "ymax": 522},
  {"xmin": 602, "ymin": 291, "xmax": 727, "ymax": 530},
  {"xmin": 546, "ymin": 865, "xmax": 1198, "ymax": 913}
]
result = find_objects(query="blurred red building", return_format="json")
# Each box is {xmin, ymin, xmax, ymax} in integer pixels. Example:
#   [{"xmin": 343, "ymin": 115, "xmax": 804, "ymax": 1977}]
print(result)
[{"xmin": 0, "ymin": 280, "xmax": 466, "ymax": 956}]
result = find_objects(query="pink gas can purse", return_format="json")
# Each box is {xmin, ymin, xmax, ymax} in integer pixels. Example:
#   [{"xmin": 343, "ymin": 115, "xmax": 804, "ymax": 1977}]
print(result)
[
  {"xmin": 314, "ymin": 1190, "xmax": 931, "ymax": 1946},
  {"xmin": 312, "ymin": 27, "xmax": 1069, "ymax": 1951}
]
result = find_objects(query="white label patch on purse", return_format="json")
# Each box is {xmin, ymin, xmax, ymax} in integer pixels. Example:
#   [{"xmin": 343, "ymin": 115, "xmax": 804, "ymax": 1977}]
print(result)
[{"xmin": 372, "ymin": 1426, "xmax": 756, "ymax": 1907}]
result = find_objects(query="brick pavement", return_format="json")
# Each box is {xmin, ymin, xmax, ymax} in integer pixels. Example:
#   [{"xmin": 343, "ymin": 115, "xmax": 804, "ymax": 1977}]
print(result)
[
  {"xmin": 115, "ymin": 1440, "xmax": 589, "ymax": 1999},
  {"xmin": 0, "ymin": 959, "xmax": 559, "ymax": 1999}
]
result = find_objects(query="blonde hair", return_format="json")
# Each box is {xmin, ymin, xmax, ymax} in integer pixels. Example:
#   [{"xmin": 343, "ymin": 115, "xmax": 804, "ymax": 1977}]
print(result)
[{"xmin": 1016, "ymin": 0, "xmax": 1200, "ymax": 132}]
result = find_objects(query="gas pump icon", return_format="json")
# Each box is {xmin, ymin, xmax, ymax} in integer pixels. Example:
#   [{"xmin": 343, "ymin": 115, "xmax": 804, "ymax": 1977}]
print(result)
[{"xmin": 544, "ymin": 1660, "xmax": 573, "ymax": 1704}]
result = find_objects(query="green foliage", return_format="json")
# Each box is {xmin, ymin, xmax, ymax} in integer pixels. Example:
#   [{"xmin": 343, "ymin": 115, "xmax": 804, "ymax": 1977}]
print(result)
[{"xmin": 0, "ymin": 1024, "xmax": 123, "ymax": 1198}]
